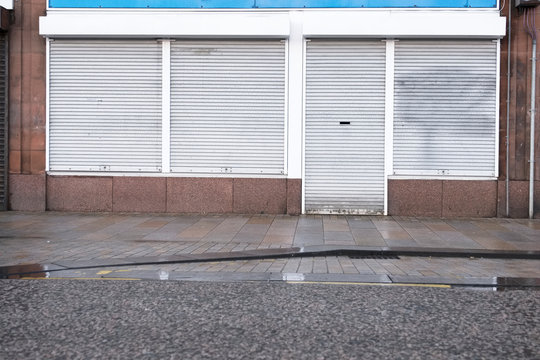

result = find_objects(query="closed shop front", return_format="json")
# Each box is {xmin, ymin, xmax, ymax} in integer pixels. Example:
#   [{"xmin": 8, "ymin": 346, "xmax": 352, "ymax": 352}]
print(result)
[
  {"xmin": 304, "ymin": 38, "xmax": 498, "ymax": 215},
  {"xmin": 49, "ymin": 40, "xmax": 163, "ymax": 172},
  {"xmin": 393, "ymin": 40, "xmax": 498, "ymax": 177},
  {"xmin": 37, "ymin": 5, "xmax": 507, "ymax": 216},
  {"xmin": 170, "ymin": 40, "xmax": 286, "ymax": 175},
  {"xmin": 48, "ymin": 39, "xmax": 286, "ymax": 175},
  {"xmin": 304, "ymin": 40, "xmax": 386, "ymax": 214}
]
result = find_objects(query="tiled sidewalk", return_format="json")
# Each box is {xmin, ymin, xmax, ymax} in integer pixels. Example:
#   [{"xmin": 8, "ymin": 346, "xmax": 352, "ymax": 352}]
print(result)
[{"xmin": 1, "ymin": 212, "xmax": 539, "ymax": 281}]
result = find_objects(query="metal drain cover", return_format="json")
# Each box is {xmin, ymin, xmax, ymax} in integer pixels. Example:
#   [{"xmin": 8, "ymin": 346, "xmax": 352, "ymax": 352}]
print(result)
[{"xmin": 348, "ymin": 255, "xmax": 400, "ymax": 260}]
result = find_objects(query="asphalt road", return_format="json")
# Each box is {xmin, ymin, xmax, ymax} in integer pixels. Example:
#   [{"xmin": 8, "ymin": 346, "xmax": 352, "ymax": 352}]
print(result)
[{"xmin": 1, "ymin": 279, "xmax": 539, "ymax": 359}]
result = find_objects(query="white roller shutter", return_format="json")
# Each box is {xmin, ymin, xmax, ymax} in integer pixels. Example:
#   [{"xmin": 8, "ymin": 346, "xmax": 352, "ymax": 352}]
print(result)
[
  {"xmin": 393, "ymin": 40, "xmax": 497, "ymax": 176},
  {"xmin": 49, "ymin": 40, "xmax": 162, "ymax": 172},
  {"xmin": 170, "ymin": 40, "xmax": 286, "ymax": 174},
  {"xmin": 305, "ymin": 40, "xmax": 386, "ymax": 214}
]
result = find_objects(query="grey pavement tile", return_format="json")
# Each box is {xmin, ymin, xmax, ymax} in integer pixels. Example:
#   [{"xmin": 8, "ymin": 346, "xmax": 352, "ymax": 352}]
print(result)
[
  {"xmin": 378, "ymin": 230, "xmax": 418, "ymax": 247},
  {"xmin": 421, "ymin": 219, "xmax": 455, "ymax": 232},
  {"xmin": 377, "ymin": 261, "xmax": 407, "ymax": 276},
  {"xmin": 297, "ymin": 257, "xmax": 313, "ymax": 273},
  {"xmin": 266, "ymin": 259, "xmax": 287, "ymax": 273},
  {"xmin": 323, "ymin": 231, "xmax": 354, "ymax": 244},
  {"xmin": 312, "ymin": 257, "xmax": 328, "ymax": 273},
  {"xmin": 220, "ymin": 260, "xmax": 249, "ymax": 272},
  {"xmin": 302, "ymin": 273, "xmax": 391, "ymax": 283},
  {"xmin": 322, "ymin": 216, "xmax": 350, "ymax": 232},
  {"xmin": 470, "ymin": 219, "xmax": 510, "ymax": 232},
  {"xmin": 261, "ymin": 235, "xmax": 294, "ymax": 245},
  {"xmin": 371, "ymin": 218, "xmax": 404, "ymax": 231},
  {"xmin": 389, "ymin": 275, "xmax": 498, "ymax": 286},
  {"xmin": 363, "ymin": 259, "xmax": 392, "ymax": 275},
  {"xmin": 430, "ymin": 230, "xmax": 483, "ymax": 249},
  {"xmin": 326, "ymin": 256, "xmax": 344, "ymax": 273},
  {"xmin": 458, "ymin": 231, "xmax": 518, "ymax": 251},
  {"xmin": 346, "ymin": 216, "xmax": 376, "ymax": 229},
  {"xmin": 251, "ymin": 260, "xmax": 274, "ymax": 273},
  {"xmin": 293, "ymin": 231, "xmax": 324, "ymax": 246},
  {"xmin": 498, "ymin": 221, "xmax": 540, "ymax": 242},
  {"xmin": 235, "ymin": 261, "xmax": 258, "ymax": 273},
  {"xmin": 177, "ymin": 218, "xmax": 223, "ymax": 240},
  {"xmin": 202, "ymin": 216, "xmax": 249, "ymax": 243},
  {"xmin": 393, "ymin": 217, "xmax": 430, "ymax": 231},
  {"xmin": 337, "ymin": 256, "xmax": 360, "ymax": 274},
  {"xmin": 232, "ymin": 223, "xmax": 271, "ymax": 244},
  {"xmin": 401, "ymin": 229, "xmax": 445, "ymax": 248},
  {"xmin": 281, "ymin": 258, "xmax": 301, "ymax": 273},
  {"xmin": 349, "ymin": 258, "xmax": 375, "ymax": 275}
]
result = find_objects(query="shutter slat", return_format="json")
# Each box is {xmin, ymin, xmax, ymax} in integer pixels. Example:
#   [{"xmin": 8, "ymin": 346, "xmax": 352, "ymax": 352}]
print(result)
[{"xmin": 305, "ymin": 40, "xmax": 386, "ymax": 215}]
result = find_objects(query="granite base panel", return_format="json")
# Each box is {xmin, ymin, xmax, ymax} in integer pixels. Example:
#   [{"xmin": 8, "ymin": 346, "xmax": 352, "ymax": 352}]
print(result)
[
  {"xmin": 43, "ymin": 176, "xmax": 301, "ymax": 215},
  {"xmin": 497, "ymin": 180, "xmax": 540, "ymax": 218},
  {"xmin": 388, "ymin": 179, "xmax": 498, "ymax": 218},
  {"xmin": 8, "ymin": 174, "xmax": 46, "ymax": 211}
]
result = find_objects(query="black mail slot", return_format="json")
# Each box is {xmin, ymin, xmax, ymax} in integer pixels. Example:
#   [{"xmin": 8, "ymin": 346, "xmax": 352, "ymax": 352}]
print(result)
[{"xmin": 339, "ymin": 121, "xmax": 351, "ymax": 125}]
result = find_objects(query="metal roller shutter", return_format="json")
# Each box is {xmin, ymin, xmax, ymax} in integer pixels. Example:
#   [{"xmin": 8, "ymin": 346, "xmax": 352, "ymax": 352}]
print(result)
[
  {"xmin": 0, "ymin": 33, "xmax": 6, "ymax": 210},
  {"xmin": 49, "ymin": 40, "xmax": 162, "ymax": 172},
  {"xmin": 393, "ymin": 40, "xmax": 497, "ymax": 176},
  {"xmin": 305, "ymin": 40, "xmax": 386, "ymax": 214},
  {"xmin": 170, "ymin": 40, "xmax": 286, "ymax": 174}
]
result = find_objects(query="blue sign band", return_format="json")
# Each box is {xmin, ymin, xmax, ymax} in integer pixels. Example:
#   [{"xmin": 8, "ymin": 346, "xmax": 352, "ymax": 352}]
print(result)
[{"xmin": 49, "ymin": 0, "xmax": 497, "ymax": 9}]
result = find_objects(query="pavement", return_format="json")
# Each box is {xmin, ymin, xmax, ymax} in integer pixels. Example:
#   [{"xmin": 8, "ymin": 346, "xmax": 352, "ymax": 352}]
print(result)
[{"xmin": 1, "ymin": 212, "xmax": 539, "ymax": 286}]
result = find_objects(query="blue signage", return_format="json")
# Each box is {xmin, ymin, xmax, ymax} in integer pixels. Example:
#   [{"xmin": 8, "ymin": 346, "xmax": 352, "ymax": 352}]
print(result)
[{"xmin": 49, "ymin": 0, "xmax": 497, "ymax": 8}]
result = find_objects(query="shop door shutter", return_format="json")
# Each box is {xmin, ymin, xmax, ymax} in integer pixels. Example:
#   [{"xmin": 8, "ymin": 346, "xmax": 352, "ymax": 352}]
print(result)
[
  {"xmin": 170, "ymin": 40, "xmax": 286, "ymax": 174},
  {"xmin": 0, "ymin": 33, "xmax": 6, "ymax": 210},
  {"xmin": 305, "ymin": 40, "xmax": 386, "ymax": 214},
  {"xmin": 393, "ymin": 40, "xmax": 497, "ymax": 176},
  {"xmin": 49, "ymin": 40, "xmax": 162, "ymax": 172}
]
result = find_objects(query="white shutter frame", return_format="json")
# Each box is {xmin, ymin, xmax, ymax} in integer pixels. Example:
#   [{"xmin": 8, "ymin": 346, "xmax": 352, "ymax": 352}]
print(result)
[
  {"xmin": 170, "ymin": 40, "xmax": 286, "ymax": 175},
  {"xmin": 393, "ymin": 40, "xmax": 498, "ymax": 177},
  {"xmin": 304, "ymin": 40, "xmax": 386, "ymax": 214},
  {"xmin": 49, "ymin": 40, "xmax": 162, "ymax": 172}
]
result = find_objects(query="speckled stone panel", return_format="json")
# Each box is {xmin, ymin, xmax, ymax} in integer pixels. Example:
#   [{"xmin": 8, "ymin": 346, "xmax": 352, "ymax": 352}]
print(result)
[
  {"xmin": 535, "ymin": 181, "xmax": 540, "ymax": 218},
  {"xmin": 497, "ymin": 180, "xmax": 507, "ymax": 218},
  {"xmin": 233, "ymin": 178, "xmax": 287, "ymax": 214},
  {"xmin": 507, "ymin": 181, "xmax": 529, "ymax": 219},
  {"xmin": 287, "ymin": 179, "xmax": 302, "ymax": 215},
  {"xmin": 113, "ymin": 177, "xmax": 166, "ymax": 213},
  {"xmin": 442, "ymin": 181, "xmax": 497, "ymax": 218},
  {"xmin": 47, "ymin": 176, "xmax": 112, "ymax": 212},
  {"xmin": 8, "ymin": 174, "xmax": 46, "ymax": 211},
  {"xmin": 388, "ymin": 180, "xmax": 442, "ymax": 217},
  {"xmin": 167, "ymin": 178, "xmax": 233, "ymax": 214}
]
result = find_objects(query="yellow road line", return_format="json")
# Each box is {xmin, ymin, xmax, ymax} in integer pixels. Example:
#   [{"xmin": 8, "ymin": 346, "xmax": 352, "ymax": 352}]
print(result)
[
  {"xmin": 287, "ymin": 281, "xmax": 451, "ymax": 288},
  {"xmin": 96, "ymin": 270, "xmax": 112, "ymax": 275}
]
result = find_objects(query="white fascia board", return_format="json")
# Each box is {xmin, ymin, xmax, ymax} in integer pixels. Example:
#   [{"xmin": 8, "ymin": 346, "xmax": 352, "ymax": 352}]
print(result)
[
  {"xmin": 39, "ymin": 10, "xmax": 290, "ymax": 38},
  {"xmin": 0, "ymin": 0, "xmax": 12, "ymax": 10},
  {"xmin": 303, "ymin": 10, "xmax": 506, "ymax": 38}
]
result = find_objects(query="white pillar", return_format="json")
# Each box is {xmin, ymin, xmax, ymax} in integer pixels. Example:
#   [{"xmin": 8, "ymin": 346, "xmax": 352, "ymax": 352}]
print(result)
[
  {"xmin": 287, "ymin": 11, "xmax": 304, "ymax": 180},
  {"xmin": 384, "ymin": 39, "xmax": 395, "ymax": 215},
  {"xmin": 161, "ymin": 39, "xmax": 171, "ymax": 173}
]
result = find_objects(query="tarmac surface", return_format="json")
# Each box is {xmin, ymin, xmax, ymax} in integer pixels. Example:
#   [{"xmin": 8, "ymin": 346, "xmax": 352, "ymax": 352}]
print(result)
[
  {"xmin": 1, "ymin": 212, "xmax": 539, "ymax": 286},
  {"xmin": 1, "ymin": 279, "xmax": 538, "ymax": 359}
]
